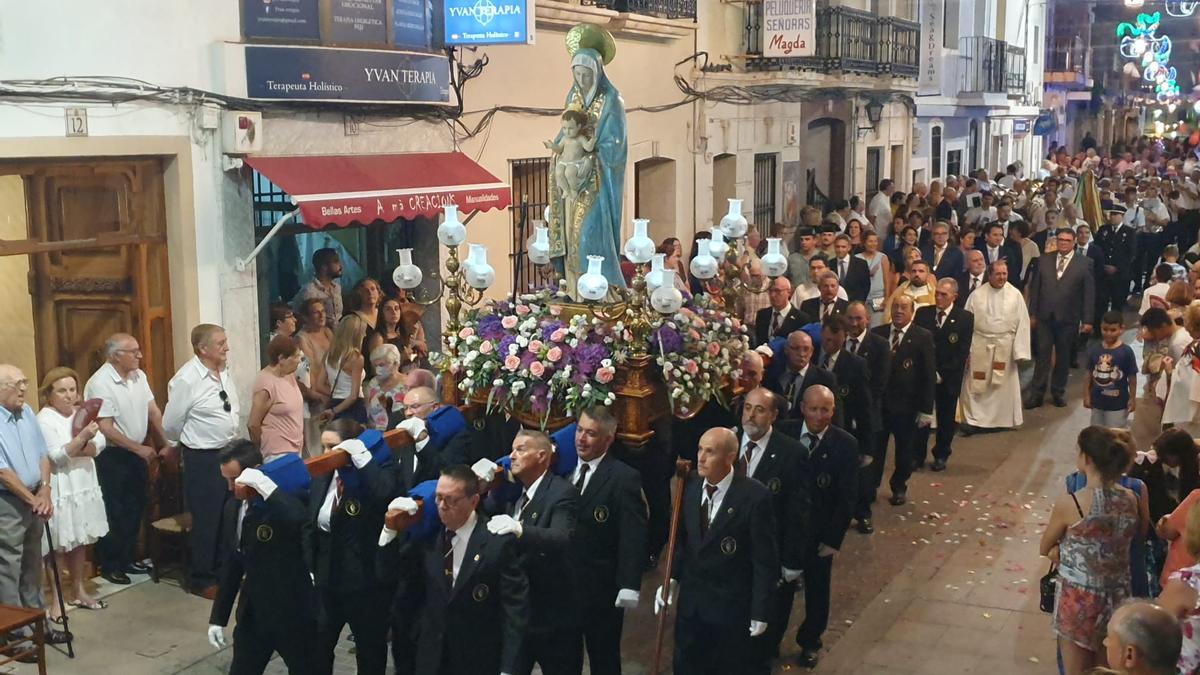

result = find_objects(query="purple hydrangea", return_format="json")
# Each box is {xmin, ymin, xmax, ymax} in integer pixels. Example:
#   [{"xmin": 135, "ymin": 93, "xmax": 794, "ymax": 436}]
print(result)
[
  {"xmin": 651, "ymin": 325, "xmax": 683, "ymax": 354},
  {"xmin": 498, "ymin": 335, "xmax": 518, "ymax": 357},
  {"xmin": 478, "ymin": 314, "xmax": 505, "ymax": 341},
  {"xmin": 573, "ymin": 342, "xmax": 609, "ymax": 376},
  {"xmin": 529, "ymin": 384, "xmax": 551, "ymax": 413},
  {"xmin": 541, "ymin": 321, "xmax": 565, "ymax": 342}
]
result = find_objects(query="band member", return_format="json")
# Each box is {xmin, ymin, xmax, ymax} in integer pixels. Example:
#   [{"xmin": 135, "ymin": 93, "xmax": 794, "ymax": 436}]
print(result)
[
  {"xmin": 656, "ymin": 427, "xmax": 778, "ymax": 675},
  {"xmin": 207, "ymin": 440, "xmax": 317, "ymax": 675},
  {"xmin": 569, "ymin": 406, "xmax": 648, "ymax": 675},
  {"xmin": 913, "ymin": 279, "xmax": 973, "ymax": 471}
]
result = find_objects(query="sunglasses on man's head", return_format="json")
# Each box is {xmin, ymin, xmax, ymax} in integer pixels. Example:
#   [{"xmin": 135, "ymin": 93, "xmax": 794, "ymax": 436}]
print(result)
[{"xmin": 218, "ymin": 390, "xmax": 231, "ymax": 413}]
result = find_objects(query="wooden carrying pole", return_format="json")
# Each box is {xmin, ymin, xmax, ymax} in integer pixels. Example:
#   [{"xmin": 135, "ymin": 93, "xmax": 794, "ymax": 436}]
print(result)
[{"xmin": 650, "ymin": 459, "xmax": 692, "ymax": 675}]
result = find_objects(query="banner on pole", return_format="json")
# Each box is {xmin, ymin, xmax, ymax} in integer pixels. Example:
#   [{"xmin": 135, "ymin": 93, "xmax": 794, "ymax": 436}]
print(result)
[{"xmin": 918, "ymin": 0, "xmax": 944, "ymax": 96}]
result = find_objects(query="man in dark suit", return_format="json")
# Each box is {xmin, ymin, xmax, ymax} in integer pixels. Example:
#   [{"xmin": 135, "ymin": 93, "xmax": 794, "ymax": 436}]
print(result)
[
  {"xmin": 484, "ymin": 430, "xmax": 582, "ymax": 675},
  {"xmin": 844, "ymin": 301, "xmax": 890, "ymax": 534},
  {"xmin": 568, "ymin": 406, "xmax": 647, "ymax": 675},
  {"xmin": 921, "ymin": 221, "xmax": 965, "ymax": 280},
  {"xmin": 395, "ymin": 465, "xmax": 529, "ymax": 675},
  {"xmin": 1024, "ymin": 227, "xmax": 1096, "ymax": 408},
  {"xmin": 830, "ymin": 234, "xmax": 871, "ymax": 301},
  {"xmin": 955, "ymin": 249, "xmax": 988, "ymax": 310},
  {"xmin": 655, "ymin": 427, "xmax": 778, "ymax": 675},
  {"xmin": 869, "ymin": 295, "xmax": 936, "ymax": 507},
  {"xmin": 208, "ymin": 441, "xmax": 318, "ymax": 675},
  {"xmin": 1075, "ymin": 223, "xmax": 1108, "ymax": 360},
  {"xmin": 754, "ymin": 277, "xmax": 812, "ymax": 347},
  {"xmin": 913, "ymin": 279, "xmax": 974, "ymax": 472},
  {"xmin": 819, "ymin": 314, "xmax": 875, "ymax": 453},
  {"xmin": 791, "ymin": 385, "xmax": 859, "ymax": 669},
  {"xmin": 799, "ymin": 272, "xmax": 850, "ymax": 322},
  {"xmin": 765, "ymin": 331, "xmax": 838, "ymax": 427},
  {"xmin": 307, "ymin": 437, "xmax": 402, "ymax": 675},
  {"xmin": 734, "ymin": 388, "xmax": 809, "ymax": 666},
  {"xmin": 976, "ymin": 222, "xmax": 1022, "ymax": 285}
]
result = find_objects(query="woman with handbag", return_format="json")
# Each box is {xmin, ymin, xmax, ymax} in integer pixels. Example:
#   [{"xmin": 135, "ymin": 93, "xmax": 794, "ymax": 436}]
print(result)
[{"xmin": 1041, "ymin": 426, "xmax": 1139, "ymax": 675}]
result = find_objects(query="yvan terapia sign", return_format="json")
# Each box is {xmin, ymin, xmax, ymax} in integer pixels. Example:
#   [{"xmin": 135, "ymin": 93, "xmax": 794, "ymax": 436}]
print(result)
[
  {"xmin": 444, "ymin": 0, "xmax": 535, "ymax": 45},
  {"xmin": 245, "ymin": 45, "xmax": 450, "ymax": 104},
  {"xmin": 762, "ymin": 0, "xmax": 816, "ymax": 58}
]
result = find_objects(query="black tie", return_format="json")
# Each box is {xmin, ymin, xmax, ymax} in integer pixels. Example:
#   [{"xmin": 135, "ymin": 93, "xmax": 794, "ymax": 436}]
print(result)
[
  {"xmin": 514, "ymin": 491, "xmax": 530, "ymax": 520},
  {"xmin": 891, "ymin": 329, "xmax": 902, "ymax": 353},
  {"xmin": 804, "ymin": 432, "xmax": 819, "ymax": 455},
  {"xmin": 937, "ymin": 310, "xmax": 946, "ymax": 328},
  {"xmin": 822, "ymin": 352, "xmax": 832, "ymax": 370},
  {"xmin": 970, "ymin": 277, "xmax": 978, "ymax": 292},
  {"xmin": 575, "ymin": 463, "xmax": 590, "ymax": 493},
  {"xmin": 701, "ymin": 483, "xmax": 718, "ymax": 535},
  {"xmin": 442, "ymin": 530, "xmax": 455, "ymax": 586},
  {"xmin": 740, "ymin": 442, "xmax": 756, "ymax": 475},
  {"xmin": 849, "ymin": 337, "xmax": 860, "ymax": 353},
  {"xmin": 770, "ymin": 311, "xmax": 782, "ymax": 336}
]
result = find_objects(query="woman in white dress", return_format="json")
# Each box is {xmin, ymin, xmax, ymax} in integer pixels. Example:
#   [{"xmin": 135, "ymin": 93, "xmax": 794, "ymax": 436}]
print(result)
[{"xmin": 36, "ymin": 367, "xmax": 110, "ymax": 618}]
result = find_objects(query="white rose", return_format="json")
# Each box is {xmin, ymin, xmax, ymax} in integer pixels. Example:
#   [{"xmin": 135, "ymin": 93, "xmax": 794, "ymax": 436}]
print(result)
[
  {"xmin": 601, "ymin": 359, "xmax": 612, "ymax": 368},
  {"xmin": 493, "ymin": 378, "xmax": 503, "ymax": 387},
  {"xmin": 517, "ymin": 336, "xmax": 529, "ymax": 347}
]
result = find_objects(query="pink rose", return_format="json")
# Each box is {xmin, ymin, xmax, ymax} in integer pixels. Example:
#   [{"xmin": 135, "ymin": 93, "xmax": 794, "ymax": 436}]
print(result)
[
  {"xmin": 550, "ymin": 307, "xmax": 562, "ymax": 316},
  {"xmin": 459, "ymin": 327, "xmax": 475, "ymax": 339},
  {"xmin": 623, "ymin": 330, "xmax": 633, "ymax": 341},
  {"xmin": 504, "ymin": 355, "xmax": 521, "ymax": 371},
  {"xmin": 479, "ymin": 341, "xmax": 494, "ymax": 354},
  {"xmin": 707, "ymin": 342, "xmax": 721, "ymax": 356},
  {"xmin": 547, "ymin": 347, "xmax": 563, "ymax": 363},
  {"xmin": 530, "ymin": 361, "xmax": 546, "ymax": 377},
  {"xmin": 501, "ymin": 315, "xmax": 518, "ymax": 329},
  {"xmin": 550, "ymin": 328, "xmax": 567, "ymax": 342},
  {"xmin": 684, "ymin": 360, "xmax": 699, "ymax": 375},
  {"xmin": 529, "ymin": 340, "xmax": 545, "ymax": 353},
  {"xmin": 596, "ymin": 367, "xmax": 615, "ymax": 384},
  {"xmin": 516, "ymin": 305, "xmax": 531, "ymax": 316},
  {"xmin": 688, "ymin": 329, "xmax": 701, "ymax": 341}
]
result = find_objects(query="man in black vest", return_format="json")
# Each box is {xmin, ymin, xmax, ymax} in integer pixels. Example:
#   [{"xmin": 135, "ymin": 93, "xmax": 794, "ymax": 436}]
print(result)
[
  {"xmin": 207, "ymin": 440, "xmax": 318, "ymax": 675},
  {"xmin": 393, "ymin": 464, "xmax": 529, "ymax": 675},
  {"xmin": 734, "ymin": 387, "xmax": 809, "ymax": 667},
  {"xmin": 484, "ymin": 430, "xmax": 582, "ymax": 675},
  {"xmin": 791, "ymin": 385, "xmax": 859, "ymax": 669},
  {"xmin": 655, "ymin": 427, "xmax": 778, "ymax": 675},
  {"xmin": 568, "ymin": 406, "xmax": 647, "ymax": 675},
  {"xmin": 913, "ymin": 279, "xmax": 974, "ymax": 471},
  {"xmin": 870, "ymin": 295, "xmax": 936, "ymax": 507}
]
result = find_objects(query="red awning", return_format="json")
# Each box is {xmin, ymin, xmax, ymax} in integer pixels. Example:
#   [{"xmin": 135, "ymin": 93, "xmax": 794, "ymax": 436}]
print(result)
[{"xmin": 244, "ymin": 152, "xmax": 512, "ymax": 228}]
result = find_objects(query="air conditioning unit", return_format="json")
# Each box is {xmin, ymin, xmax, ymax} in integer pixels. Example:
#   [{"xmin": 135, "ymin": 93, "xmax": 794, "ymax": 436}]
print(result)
[{"xmin": 222, "ymin": 111, "xmax": 263, "ymax": 155}]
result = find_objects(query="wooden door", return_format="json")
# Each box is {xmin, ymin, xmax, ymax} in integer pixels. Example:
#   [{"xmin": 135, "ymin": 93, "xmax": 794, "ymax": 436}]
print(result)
[{"xmin": 14, "ymin": 159, "xmax": 173, "ymax": 401}]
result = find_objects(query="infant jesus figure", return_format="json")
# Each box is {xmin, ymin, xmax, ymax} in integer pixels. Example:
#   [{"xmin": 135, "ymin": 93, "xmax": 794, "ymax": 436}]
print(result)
[{"xmin": 544, "ymin": 108, "xmax": 597, "ymax": 199}]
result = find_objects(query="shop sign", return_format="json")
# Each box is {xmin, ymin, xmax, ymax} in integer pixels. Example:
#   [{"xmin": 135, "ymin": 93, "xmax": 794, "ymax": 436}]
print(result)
[
  {"xmin": 245, "ymin": 45, "xmax": 450, "ymax": 104},
  {"xmin": 918, "ymin": 0, "xmax": 943, "ymax": 96},
  {"xmin": 242, "ymin": 0, "xmax": 321, "ymax": 40},
  {"xmin": 393, "ymin": 0, "xmax": 431, "ymax": 49},
  {"xmin": 444, "ymin": 0, "xmax": 535, "ymax": 46},
  {"xmin": 329, "ymin": 0, "xmax": 389, "ymax": 44},
  {"xmin": 762, "ymin": 0, "xmax": 816, "ymax": 57}
]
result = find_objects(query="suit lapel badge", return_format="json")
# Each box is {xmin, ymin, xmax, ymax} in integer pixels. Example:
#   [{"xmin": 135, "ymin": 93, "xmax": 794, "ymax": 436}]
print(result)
[
  {"xmin": 948, "ymin": 333, "xmax": 959, "ymax": 344},
  {"xmin": 344, "ymin": 499, "xmax": 360, "ymax": 517},
  {"xmin": 256, "ymin": 524, "xmax": 273, "ymax": 542},
  {"xmin": 472, "ymin": 583, "xmax": 490, "ymax": 602},
  {"xmin": 902, "ymin": 358, "xmax": 914, "ymax": 370},
  {"xmin": 594, "ymin": 505, "xmax": 610, "ymax": 523},
  {"xmin": 720, "ymin": 536, "xmax": 738, "ymax": 555},
  {"xmin": 767, "ymin": 477, "xmax": 782, "ymax": 493},
  {"xmin": 529, "ymin": 512, "xmax": 538, "ymax": 521},
  {"xmin": 473, "ymin": 553, "xmax": 480, "ymax": 562},
  {"xmin": 816, "ymin": 472, "xmax": 833, "ymax": 489}
]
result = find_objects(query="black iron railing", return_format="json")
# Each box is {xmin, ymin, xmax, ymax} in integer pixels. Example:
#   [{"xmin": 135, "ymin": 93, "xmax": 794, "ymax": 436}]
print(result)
[
  {"xmin": 959, "ymin": 36, "xmax": 1008, "ymax": 94},
  {"xmin": 582, "ymin": 0, "xmax": 696, "ymax": 20},
  {"xmin": 1046, "ymin": 36, "xmax": 1085, "ymax": 73},
  {"xmin": 1005, "ymin": 44, "xmax": 1026, "ymax": 94},
  {"xmin": 806, "ymin": 169, "xmax": 830, "ymax": 215},
  {"xmin": 744, "ymin": 5, "xmax": 918, "ymax": 77},
  {"xmin": 754, "ymin": 153, "xmax": 777, "ymax": 228}
]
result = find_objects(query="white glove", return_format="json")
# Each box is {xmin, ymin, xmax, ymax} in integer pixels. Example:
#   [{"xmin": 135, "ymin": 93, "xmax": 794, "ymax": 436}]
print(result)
[
  {"xmin": 471, "ymin": 458, "xmax": 499, "ymax": 483},
  {"xmin": 234, "ymin": 468, "xmax": 277, "ymax": 499},
  {"xmin": 749, "ymin": 620, "xmax": 767, "ymax": 637},
  {"xmin": 654, "ymin": 579, "xmax": 678, "ymax": 615},
  {"xmin": 207, "ymin": 624, "xmax": 227, "ymax": 649},
  {"xmin": 781, "ymin": 567, "xmax": 802, "ymax": 583},
  {"xmin": 486, "ymin": 514, "xmax": 523, "ymax": 538},
  {"xmin": 614, "ymin": 588, "xmax": 640, "ymax": 609},
  {"xmin": 754, "ymin": 345, "xmax": 775, "ymax": 358},
  {"xmin": 916, "ymin": 412, "xmax": 934, "ymax": 428},
  {"xmin": 377, "ymin": 497, "xmax": 421, "ymax": 546},
  {"xmin": 335, "ymin": 439, "xmax": 372, "ymax": 469},
  {"xmin": 817, "ymin": 543, "xmax": 838, "ymax": 558},
  {"xmin": 936, "ymin": 372, "xmax": 943, "ymax": 385},
  {"xmin": 396, "ymin": 416, "xmax": 428, "ymax": 442}
]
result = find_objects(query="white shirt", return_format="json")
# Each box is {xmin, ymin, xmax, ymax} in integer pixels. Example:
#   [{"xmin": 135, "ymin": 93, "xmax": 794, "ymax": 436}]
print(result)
[
  {"xmin": 740, "ymin": 427, "xmax": 772, "ymax": 478},
  {"xmin": 317, "ymin": 469, "xmax": 341, "ymax": 533},
  {"xmin": 572, "ymin": 454, "xmax": 605, "ymax": 494},
  {"xmin": 448, "ymin": 512, "xmax": 479, "ymax": 583},
  {"xmin": 823, "ymin": 348, "xmax": 842, "ymax": 371},
  {"xmin": 965, "ymin": 273, "xmax": 984, "ymax": 293},
  {"xmin": 998, "ymin": 175, "xmax": 1017, "ymax": 190},
  {"xmin": 798, "ymin": 422, "xmax": 828, "ymax": 453},
  {"xmin": 84, "ymin": 362, "xmax": 155, "ymax": 449},
  {"xmin": 411, "ymin": 434, "xmax": 431, "ymax": 476},
  {"xmin": 869, "ymin": 192, "xmax": 893, "ymax": 231},
  {"xmin": 515, "ymin": 471, "xmax": 547, "ymax": 517},
  {"xmin": 163, "ymin": 356, "xmax": 240, "ymax": 449},
  {"xmin": 1054, "ymin": 251, "xmax": 1074, "ymax": 279},
  {"xmin": 1122, "ymin": 204, "xmax": 1146, "ymax": 231},
  {"xmin": 1140, "ymin": 282, "xmax": 1173, "ymax": 316},
  {"xmin": 792, "ymin": 285, "xmax": 848, "ymax": 308},
  {"xmin": 830, "ymin": 211, "xmax": 848, "ymax": 232},
  {"xmin": 701, "ymin": 469, "xmax": 735, "ymax": 520}
]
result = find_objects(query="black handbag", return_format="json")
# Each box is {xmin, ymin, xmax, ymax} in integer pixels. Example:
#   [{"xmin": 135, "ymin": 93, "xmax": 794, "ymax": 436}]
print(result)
[{"xmin": 1040, "ymin": 562, "xmax": 1058, "ymax": 613}]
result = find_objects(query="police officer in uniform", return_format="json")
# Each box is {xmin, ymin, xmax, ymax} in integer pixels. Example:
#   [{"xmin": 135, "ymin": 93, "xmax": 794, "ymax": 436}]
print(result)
[
  {"xmin": 207, "ymin": 440, "xmax": 318, "ymax": 675},
  {"xmin": 655, "ymin": 427, "xmax": 778, "ymax": 675},
  {"xmin": 1096, "ymin": 205, "xmax": 1138, "ymax": 314},
  {"xmin": 569, "ymin": 406, "xmax": 647, "ymax": 675}
]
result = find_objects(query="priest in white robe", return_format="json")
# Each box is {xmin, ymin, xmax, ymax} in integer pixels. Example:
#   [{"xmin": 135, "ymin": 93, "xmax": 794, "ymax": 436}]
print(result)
[{"xmin": 960, "ymin": 260, "xmax": 1031, "ymax": 430}]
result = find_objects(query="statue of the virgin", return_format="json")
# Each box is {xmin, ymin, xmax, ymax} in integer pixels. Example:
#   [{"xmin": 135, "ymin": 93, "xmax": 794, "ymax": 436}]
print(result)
[{"xmin": 545, "ymin": 24, "xmax": 627, "ymax": 297}]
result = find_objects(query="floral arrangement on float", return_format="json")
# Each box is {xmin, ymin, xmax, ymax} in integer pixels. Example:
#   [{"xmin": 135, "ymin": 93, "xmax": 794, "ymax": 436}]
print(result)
[{"xmin": 442, "ymin": 285, "xmax": 751, "ymax": 428}]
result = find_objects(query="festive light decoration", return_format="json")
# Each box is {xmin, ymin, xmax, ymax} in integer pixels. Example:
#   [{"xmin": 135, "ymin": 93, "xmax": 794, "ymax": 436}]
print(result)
[
  {"xmin": 1165, "ymin": 1, "xmax": 1198, "ymax": 17},
  {"xmin": 1115, "ymin": 11, "xmax": 1182, "ymax": 103}
]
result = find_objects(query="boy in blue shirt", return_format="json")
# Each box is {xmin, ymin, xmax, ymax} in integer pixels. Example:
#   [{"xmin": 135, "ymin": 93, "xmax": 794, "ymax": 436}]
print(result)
[{"xmin": 1084, "ymin": 311, "xmax": 1138, "ymax": 428}]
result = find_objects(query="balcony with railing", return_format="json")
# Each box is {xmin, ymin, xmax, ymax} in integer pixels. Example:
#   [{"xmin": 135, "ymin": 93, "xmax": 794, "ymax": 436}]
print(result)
[
  {"xmin": 958, "ymin": 36, "xmax": 1025, "ymax": 96},
  {"xmin": 581, "ymin": 0, "xmax": 696, "ymax": 20},
  {"xmin": 742, "ymin": 4, "xmax": 919, "ymax": 79},
  {"xmin": 1044, "ymin": 36, "xmax": 1090, "ymax": 88}
]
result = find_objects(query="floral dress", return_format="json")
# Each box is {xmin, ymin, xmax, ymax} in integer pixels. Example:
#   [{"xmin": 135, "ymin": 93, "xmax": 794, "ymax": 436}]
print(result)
[
  {"xmin": 1053, "ymin": 486, "xmax": 1138, "ymax": 650},
  {"xmin": 364, "ymin": 377, "xmax": 407, "ymax": 430},
  {"xmin": 1169, "ymin": 563, "xmax": 1200, "ymax": 675}
]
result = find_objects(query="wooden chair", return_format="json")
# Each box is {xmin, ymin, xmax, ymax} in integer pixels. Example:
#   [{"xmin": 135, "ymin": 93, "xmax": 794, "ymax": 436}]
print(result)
[
  {"xmin": 0, "ymin": 604, "xmax": 46, "ymax": 674},
  {"xmin": 147, "ymin": 450, "xmax": 191, "ymax": 592}
]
